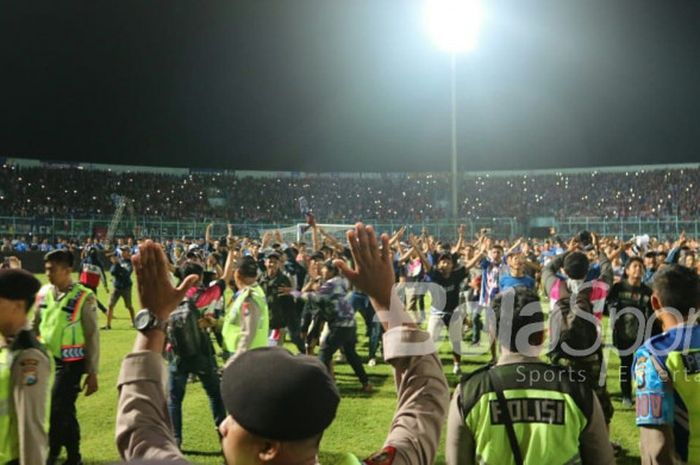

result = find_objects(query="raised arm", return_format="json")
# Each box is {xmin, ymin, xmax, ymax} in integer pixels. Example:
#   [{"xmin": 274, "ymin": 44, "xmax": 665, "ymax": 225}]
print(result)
[
  {"xmin": 205, "ymin": 222, "xmax": 214, "ymax": 245},
  {"xmin": 335, "ymin": 223, "xmax": 449, "ymax": 465},
  {"xmin": 115, "ymin": 241, "xmax": 198, "ymax": 463}
]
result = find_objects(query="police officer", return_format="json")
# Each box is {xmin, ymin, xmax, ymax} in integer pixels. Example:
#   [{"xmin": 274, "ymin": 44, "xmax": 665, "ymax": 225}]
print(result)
[
  {"xmin": 222, "ymin": 255, "xmax": 270, "ymax": 358},
  {"xmin": 34, "ymin": 250, "xmax": 99, "ymax": 465},
  {"xmin": 0, "ymin": 269, "xmax": 52, "ymax": 465},
  {"xmin": 447, "ymin": 286, "xmax": 614, "ymax": 465},
  {"xmin": 116, "ymin": 225, "xmax": 449, "ymax": 464},
  {"xmin": 634, "ymin": 265, "xmax": 700, "ymax": 464}
]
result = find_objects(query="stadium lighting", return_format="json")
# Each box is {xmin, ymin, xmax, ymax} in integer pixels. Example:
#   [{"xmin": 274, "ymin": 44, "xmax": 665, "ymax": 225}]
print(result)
[
  {"xmin": 424, "ymin": 0, "xmax": 484, "ymax": 218},
  {"xmin": 423, "ymin": 0, "xmax": 484, "ymax": 54}
]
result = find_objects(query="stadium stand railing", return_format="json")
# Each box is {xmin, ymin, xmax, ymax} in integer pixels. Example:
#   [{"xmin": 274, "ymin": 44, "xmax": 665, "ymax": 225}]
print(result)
[{"xmin": 1, "ymin": 215, "xmax": 698, "ymax": 242}]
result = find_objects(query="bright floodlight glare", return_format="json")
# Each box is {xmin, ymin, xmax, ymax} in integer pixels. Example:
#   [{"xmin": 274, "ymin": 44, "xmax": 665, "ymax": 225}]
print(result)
[{"xmin": 424, "ymin": 0, "xmax": 484, "ymax": 54}]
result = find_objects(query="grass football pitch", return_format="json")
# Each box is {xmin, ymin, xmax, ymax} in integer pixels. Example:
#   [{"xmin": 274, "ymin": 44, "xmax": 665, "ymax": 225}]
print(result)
[{"xmin": 40, "ymin": 274, "xmax": 641, "ymax": 464}]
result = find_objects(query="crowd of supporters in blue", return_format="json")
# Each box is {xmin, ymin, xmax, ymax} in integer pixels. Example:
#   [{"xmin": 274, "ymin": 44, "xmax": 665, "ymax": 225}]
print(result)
[{"xmin": 0, "ymin": 163, "xmax": 698, "ymax": 222}]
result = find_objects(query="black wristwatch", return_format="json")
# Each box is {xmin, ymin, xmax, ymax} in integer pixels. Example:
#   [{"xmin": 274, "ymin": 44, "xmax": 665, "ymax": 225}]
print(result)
[{"xmin": 134, "ymin": 309, "xmax": 168, "ymax": 333}]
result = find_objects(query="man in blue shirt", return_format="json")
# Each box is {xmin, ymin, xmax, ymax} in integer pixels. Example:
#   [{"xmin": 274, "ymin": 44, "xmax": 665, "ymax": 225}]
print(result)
[
  {"xmin": 499, "ymin": 251, "xmax": 536, "ymax": 291},
  {"xmin": 634, "ymin": 265, "xmax": 700, "ymax": 464}
]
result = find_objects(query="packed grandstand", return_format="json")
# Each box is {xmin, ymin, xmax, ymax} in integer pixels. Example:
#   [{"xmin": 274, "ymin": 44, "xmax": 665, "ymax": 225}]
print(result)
[{"xmin": 1, "ymin": 159, "xmax": 698, "ymax": 225}]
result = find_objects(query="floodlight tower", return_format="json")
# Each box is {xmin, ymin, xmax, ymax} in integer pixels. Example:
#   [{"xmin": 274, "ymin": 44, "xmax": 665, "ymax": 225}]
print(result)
[{"xmin": 424, "ymin": 0, "xmax": 484, "ymax": 218}]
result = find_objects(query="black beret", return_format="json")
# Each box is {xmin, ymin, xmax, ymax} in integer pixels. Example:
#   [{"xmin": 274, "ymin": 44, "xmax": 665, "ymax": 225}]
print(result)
[
  {"xmin": 221, "ymin": 347, "xmax": 340, "ymax": 441},
  {"xmin": 0, "ymin": 269, "xmax": 41, "ymax": 303}
]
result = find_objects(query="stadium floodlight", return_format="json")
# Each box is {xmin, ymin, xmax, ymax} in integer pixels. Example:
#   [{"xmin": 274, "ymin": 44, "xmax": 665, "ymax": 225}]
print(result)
[
  {"xmin": 423, "ymin": 0, "xmax": 484, "ymax": 217},
  {"xmin": 423, "ymin": 0, "xmax": 484, "ymax": 54}
]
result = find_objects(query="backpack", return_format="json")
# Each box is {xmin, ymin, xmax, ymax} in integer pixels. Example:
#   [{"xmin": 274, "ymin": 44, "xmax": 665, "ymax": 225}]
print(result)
[
  {"xmin": 167, "ymin": 290, "xmax": 210, "ymax": 359},
  {"xmin": 548, "ymin": 281, "xmax": 599, "ymax": 359},
  {"xmin": 79, "ymin": 263, "xmax": 101, "ymax": 289}
]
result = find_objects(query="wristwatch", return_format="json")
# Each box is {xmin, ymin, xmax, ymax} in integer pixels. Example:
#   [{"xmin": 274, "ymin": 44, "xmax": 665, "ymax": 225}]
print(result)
[{"xmin": 134, "ymin": 309, "xmax": 168, "ymax": 333}]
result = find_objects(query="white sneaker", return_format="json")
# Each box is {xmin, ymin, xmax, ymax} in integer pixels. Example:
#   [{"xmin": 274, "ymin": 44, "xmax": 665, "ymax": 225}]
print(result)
[
  {"xmin": 368, "ymin": 358, "xmax": 377, "ymax": 367},
  {"xmin": 452, "ymin": 363, "xmax": 462, "ymax": 375},
  {"xmin": 622, "ymin": 397, "xmax": 633, "ymax": 408}
]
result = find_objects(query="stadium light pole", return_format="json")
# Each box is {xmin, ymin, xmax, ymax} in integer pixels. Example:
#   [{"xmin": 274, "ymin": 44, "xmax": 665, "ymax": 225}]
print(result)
[{"xmin": 423, "ymin": 0, "xmax": 484, "ymax": 218}]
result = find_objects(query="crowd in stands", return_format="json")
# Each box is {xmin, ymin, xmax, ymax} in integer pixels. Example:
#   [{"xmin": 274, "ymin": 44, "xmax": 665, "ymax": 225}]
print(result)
[{"xmin": 1, "ymin": 163, "xmax": 699, "ymax": 222}]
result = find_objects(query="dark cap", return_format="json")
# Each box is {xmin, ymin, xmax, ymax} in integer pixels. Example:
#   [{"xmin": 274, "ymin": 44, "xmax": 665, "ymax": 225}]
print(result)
[
  {"xmin": 0, "ymin": 269, "xmax": 41, "ymax": 308},
  {"xmin": 436, "ymin": 252, "xmax": 453, "ymax": 263},
  {"xmin": 310, "ymin": 252, "xmax": 325, "ymax": 262},
  {"xmin": 221, "ymin": 347, "xmax": 340, "ymax": 441},
  {"xmin": 236, "ymin": 255, "xmax": 259, "ymax": 278},
  {"xmin": 265, "ymin": 251, "xmax": 281, "ymax": 260}
]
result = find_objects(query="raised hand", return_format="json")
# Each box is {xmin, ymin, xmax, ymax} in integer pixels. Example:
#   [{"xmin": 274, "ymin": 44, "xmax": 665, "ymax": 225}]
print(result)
[
  {"xmin": 132, "ymin": 240, "xmax": 199, "ymax": 322},
  {"xmin": 334, "ymin": 223, "xmax": 394, "ymax": 310}
]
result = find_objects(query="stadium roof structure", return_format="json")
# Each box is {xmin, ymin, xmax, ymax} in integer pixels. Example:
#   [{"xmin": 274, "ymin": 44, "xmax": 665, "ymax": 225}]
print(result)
[
  {"xmin": 2, "ymin": 0, "xmax": 700, "ymax": 172},
  {"xmin": 5, "ymin": 157, "xmax": 699, "ymax": 179}
]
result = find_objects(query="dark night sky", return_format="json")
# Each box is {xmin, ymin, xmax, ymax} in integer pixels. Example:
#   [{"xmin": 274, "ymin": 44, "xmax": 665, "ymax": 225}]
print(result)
[{"xmin": 1, "ymin": 0, "xmax": 700, "ymax": 172}]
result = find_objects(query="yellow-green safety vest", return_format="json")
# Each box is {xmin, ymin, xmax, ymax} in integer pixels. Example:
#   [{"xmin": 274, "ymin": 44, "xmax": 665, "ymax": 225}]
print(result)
[
  {"xmin": 0, "ymin": 337, "xmax": 53, "ymax": 464},
  {"xmin": 38, "ymin": 284, "xmax": 92, "ymax": 361},
  {"xmin": 223, "ymin": 284, "xmax": 269, "ymax": 354},
  {"xmin": 0, "ymin": 347, "xmax": 18, "ymax": 463},
  {"xmin": 461, "ymin": 363, "xmax": 591, "ymax": 465}
]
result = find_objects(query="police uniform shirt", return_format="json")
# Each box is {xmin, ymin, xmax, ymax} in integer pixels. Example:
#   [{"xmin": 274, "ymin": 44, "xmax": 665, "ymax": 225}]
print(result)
[
  {"xmin": 2, "ymin": 331, "xmax": 52, "ymax": 465},
  {"xmin": 446, "ymin": 352, "xmax": 615, "ymax": 465},
  {"xmin": 115, "ymin": 324, "xmax": 449, "ymax": 464}
]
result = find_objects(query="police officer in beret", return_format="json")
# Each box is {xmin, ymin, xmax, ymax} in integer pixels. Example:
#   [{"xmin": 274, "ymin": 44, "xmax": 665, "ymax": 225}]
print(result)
[
  {"xmin": 0, "ymin": 269, "xmax": 52, "ymax": 465},
  {"xmin": 116, "ymin": 224, "xmax": 449, "ymax": 464}
]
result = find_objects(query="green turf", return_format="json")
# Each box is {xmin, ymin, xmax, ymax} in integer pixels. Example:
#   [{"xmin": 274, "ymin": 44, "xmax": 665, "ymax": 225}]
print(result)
[{"xmin": 41, "ymin": 274, "xmax": 642, "ymax": 464}]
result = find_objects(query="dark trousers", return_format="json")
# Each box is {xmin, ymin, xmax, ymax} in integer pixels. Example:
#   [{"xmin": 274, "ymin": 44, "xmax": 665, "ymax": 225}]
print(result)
[
  {"xmin": 285, "ymin": 308, "xmax": 306, "ymax": 354},
  {"xmin": 619, "ymin": 353, "xmax": 634, "ymax": 400},
  {"xmin": 318, "ymin": 326, "xmax": 369, "ymax": 385},
  {"xmin": 49, "ymin": 359, "xmax": 85, "ymax": 464},
  {"xmin": 469, "ymin": 303, "xmax": 483, "ymax": 344},
  {"xmin": 352, "ymin": 292, "xmax": 383, "ymax": 360},
  {"xmin": 167, "ymin": 358, "xmax": 226, "ymax": 444}
]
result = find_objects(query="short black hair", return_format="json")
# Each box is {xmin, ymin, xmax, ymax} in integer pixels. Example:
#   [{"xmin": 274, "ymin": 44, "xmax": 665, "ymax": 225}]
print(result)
[
  {"xmin": 0, "ymin": 269, "xmax": 41, "ymax": 311},
  {"xmin": 44, "ymin": 249, "xmax": 74, "ymax": 268},
  {"xmin": 180, "ymin": 262, "xmax": 204, "ymax": 279},
  {"xmin": 236, "ymin": 256, "xmax": 259, "ymax": 279},
  {"xmin": 323, "ymin": 260, "xmax": 338, "ymax": 276},
  {"xmin": 652, "ymin": 265, "xmax": 700, "ymax": 317},
  {"xmin": 625, "ymin": 256, "xmax": 644, "ymax": 270},
  {"xmin": 644, "ymin": 251, "xmax": 657, "ymax": 259},
  {"xmin": 563, "ymin": 251, "xmax": 589, "ymax": 280},
  {"xmin": 492, "ymin": 286, "xmax": 544, "ymax": 352}
]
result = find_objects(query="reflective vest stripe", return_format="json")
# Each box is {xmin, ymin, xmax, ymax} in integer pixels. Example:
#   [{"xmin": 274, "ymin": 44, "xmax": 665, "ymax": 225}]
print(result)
[{"xmin": 70, "ymin": 291, "xmax": 88, "ymax": 322}]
